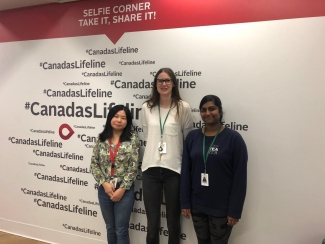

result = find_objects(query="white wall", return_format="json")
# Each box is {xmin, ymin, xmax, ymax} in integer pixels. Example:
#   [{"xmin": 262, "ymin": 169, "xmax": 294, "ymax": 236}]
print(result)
[{"xmin": 0, "ymin": 8, "xmax": 324, "ymax": 244}]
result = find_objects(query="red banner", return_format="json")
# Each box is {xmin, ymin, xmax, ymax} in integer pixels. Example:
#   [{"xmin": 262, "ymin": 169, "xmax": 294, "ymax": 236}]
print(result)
[{"xmin": 1, "ymin": 0, "xmax": 325, "ymax": 44}]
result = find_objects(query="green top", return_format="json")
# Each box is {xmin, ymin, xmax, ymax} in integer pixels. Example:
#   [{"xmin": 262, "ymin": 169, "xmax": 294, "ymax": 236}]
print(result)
[{"xmin": 90, "ymin": 133, "xmax": 140, "ymax": 190}]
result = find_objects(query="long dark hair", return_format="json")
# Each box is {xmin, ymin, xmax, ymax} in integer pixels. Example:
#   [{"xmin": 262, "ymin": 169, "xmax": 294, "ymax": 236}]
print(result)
[
  {"xmin": 199, "ymin": 95, "xmax": 223, "ymax": 123},
  {"xmin": 99, "ymin": 105, "xmax": 133, "ymax": 142},
  {"xmin": 145, "ymin": 67, "xmax": 182, "ymax": 121}
]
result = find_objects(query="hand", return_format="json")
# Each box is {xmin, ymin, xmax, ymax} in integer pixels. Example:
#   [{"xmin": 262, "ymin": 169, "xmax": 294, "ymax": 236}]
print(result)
[
  {"xmin": 181, "ymin": 209, "xmax": 191, "ymax": 219},
  {"xmin": 227, "ymin": 216, "xmax": 239, "ymax": 226},
  {"xmin": 110, "ymin": 188, "xmax": 125, "ymax": 202},
  {"xmin": 102, "ymin": 182, "xmax": 115, "ymax": 198}
]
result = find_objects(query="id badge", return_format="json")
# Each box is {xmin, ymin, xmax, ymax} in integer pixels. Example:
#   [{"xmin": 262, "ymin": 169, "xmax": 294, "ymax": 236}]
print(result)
[
  {"xmin": 158, "ymin": 142, "xmax": 167, "ymax": 154},
  {"xmin": 109, "ymin": 178, "xmax": 117, "ymax": 188},
  {"xmin": 201, "ymin": 173, "xmax": 209, "ymax": 186}
]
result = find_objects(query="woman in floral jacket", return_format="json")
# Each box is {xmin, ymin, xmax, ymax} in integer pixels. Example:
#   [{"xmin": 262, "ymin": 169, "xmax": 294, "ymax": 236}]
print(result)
[{"xmin": 91, "ymin": 104, "xmax": 139, "ymax": 244}]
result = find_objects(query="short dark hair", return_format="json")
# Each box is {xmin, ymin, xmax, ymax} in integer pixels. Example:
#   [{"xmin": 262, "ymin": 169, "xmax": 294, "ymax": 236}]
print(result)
[
  {"xmin": 145, "ymin": 67, "xmax": 182, "ymax": 120},
  {"xmin": 199, "ymin": 95, "xmax": 223, "ymax": 123},
  {"xmin": 99, "ymin": 105, "xmax": 133, "ymax": 142}
]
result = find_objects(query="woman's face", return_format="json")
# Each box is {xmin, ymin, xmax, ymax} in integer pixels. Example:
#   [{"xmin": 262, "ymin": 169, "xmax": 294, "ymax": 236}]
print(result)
[
  {"xmin": 200, "ymin": 101, "xmax": 221, "ymax": 126},
  {"xmin": 111, "ymin": 110, "xmax": 127, "ymax": 131},
  {"xmin": 156, "ymin": 72, "xmax": 175, "ymax": 97}
]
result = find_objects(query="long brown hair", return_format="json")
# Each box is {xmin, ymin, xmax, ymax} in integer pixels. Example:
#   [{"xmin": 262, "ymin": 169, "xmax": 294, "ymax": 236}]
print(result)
[{"xmin": 145, "ymin": 68, "xmax": 182, "ymax": 121}]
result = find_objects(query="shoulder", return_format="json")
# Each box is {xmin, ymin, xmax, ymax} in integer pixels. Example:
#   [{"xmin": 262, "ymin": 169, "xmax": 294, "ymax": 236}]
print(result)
[
  {"xmin": 130, "ymin": 132, "xmax": 138, "ymax": 140},
  {"xmin": 120, "ymin": 133, "xmax": 137, "ymax": 147},
  {"xmin": 222, "ymin": 128, "xmax": 246, "ymax": 144},
  {"xmin": 130, "ymin": 132, "xmax": 140, "ymax": 144},
  {"xmin": 95, "ymin": 137, "xmax": 107, "ymax": 148},
  {"xmin": 95, "ymin": 136, "xmax": 103, "ymax": 143},
  {"xmin": 142, "ymin": 102, "xmax": 155, "ymax": 112},
  {"xmin": 184, "ymin": 129, "xmax": 201, "ymax": 147},
  {"xmin": 179, "ymin": 100, "xmax": 190, "ymax": 108},
  {"xmin": 223, "ymin": 127, "xmax": 242, "ymax": 137},
  {"xmin": 187, "ymin": 128, "xmax": 201, "ymax": 139},
  {"xmin": 178, "ymin": 101, "xmax": 192, "ymax": 117}
]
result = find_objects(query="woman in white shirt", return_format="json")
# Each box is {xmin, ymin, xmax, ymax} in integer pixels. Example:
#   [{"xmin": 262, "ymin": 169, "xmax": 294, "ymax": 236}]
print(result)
[{"xmin": 141, "ymin": 68, "xmax": 193, "ymax": 244}]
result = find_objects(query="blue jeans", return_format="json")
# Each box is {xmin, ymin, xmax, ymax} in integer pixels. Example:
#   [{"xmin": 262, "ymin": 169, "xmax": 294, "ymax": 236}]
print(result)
[
  {"xmin": 142, "ymin": 167, "xmax": 181, "ymax": 244},
  {"xmin": 98, "ymin": 184, "xmax": 134, "ymax": 244}
]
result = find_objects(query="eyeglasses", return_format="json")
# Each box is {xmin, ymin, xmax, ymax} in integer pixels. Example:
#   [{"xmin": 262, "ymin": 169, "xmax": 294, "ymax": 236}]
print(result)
[
  {"xmin": 200, "ymin": 106, "xmax": 218, "ymax": 113},
  {"xmin": 157, "ymin": 79, "xmax": 172, "ymax": 84}
]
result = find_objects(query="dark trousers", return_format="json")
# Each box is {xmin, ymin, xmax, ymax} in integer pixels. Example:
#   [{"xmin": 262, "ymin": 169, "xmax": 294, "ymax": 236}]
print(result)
[
  {"xmin": 192, "ymin": 209, "xmax": 233, "ymax": 244},
  {"xmin": 142, "ymin": 167, "xmax": 181, "ymax": 244}
]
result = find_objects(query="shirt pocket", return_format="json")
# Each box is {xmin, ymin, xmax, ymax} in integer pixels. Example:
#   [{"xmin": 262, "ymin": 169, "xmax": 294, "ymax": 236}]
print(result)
[{"xmin": 165, "ymin": 123, "xmax": 179, "ymax": 136}]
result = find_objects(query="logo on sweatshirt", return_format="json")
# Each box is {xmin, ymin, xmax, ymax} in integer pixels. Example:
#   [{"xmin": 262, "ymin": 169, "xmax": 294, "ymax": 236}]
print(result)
[{"xmin": 209, "ymin": 145, "xmax": 219, "ymax": 155}]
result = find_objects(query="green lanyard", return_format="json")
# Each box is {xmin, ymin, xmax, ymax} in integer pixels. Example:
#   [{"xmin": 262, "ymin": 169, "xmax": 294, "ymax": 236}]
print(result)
[
  {"xmin": 202, "ymin": 125, "xmax": 222, "ymax": 173},
  {"xmin": 158, "ymin": 101, "xmax": 173, "ymax": 142}
]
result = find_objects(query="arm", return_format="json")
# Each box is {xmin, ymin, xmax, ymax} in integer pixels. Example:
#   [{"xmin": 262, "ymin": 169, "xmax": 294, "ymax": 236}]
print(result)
[
  {"xmin": 228, "ymin": 134, "xmax": 248, "ymax": 220},
  {"xmin": 141, "ymin": 103, "xmax": 148, "ymax": 141},
  {"xmin": 118, "ymin": 133, "xmax": 140, "ymax": 190},
  {"xmin": 180, "ymin": 132, "xmax": 193, "ymax": 218},
  {"xmin": 90, "ymin": 138, "xmax": 107, "ymax": 186},
  {"xmin": 90, "ymin": 138, "xmax": 115, "ymax": 197},
  {"xmin": 181, "ymin": 102, "xmax": 194, "ymax": 139}
]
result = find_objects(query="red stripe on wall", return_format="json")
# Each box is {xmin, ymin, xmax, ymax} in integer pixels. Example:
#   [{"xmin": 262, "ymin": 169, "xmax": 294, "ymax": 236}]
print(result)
[{"xmin": 1, "ymin": 0, "xmax": 325, "ymax": 44}]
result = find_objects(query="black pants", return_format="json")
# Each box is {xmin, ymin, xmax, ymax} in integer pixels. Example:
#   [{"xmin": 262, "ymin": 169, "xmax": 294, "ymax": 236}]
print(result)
[
  {"xmin": 192, "ymin": 209, "xmax": 233, "ymax": 244},
  {"xmin": 142, "ymin": 167, "xmax": 181, "ymax": 244}
]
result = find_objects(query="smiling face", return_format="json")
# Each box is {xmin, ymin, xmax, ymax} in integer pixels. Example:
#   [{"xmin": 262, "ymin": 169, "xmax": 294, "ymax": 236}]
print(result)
[
  {"xmin": 110, "ymin": 110, "xmax": 127, "ymax": 132},
  {"xmin": 156, "ymin": 72, "xmax": 175, "ymax": 97},
  {"xmin": 200, "ymin": 101, "xmax": 222, "ymax": 126}
]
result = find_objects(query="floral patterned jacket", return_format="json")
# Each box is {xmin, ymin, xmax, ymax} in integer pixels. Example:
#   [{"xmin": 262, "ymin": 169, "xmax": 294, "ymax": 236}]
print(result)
[{"xmin": 90, "ymin": 133, "xmax": 139, "ymax": 190}]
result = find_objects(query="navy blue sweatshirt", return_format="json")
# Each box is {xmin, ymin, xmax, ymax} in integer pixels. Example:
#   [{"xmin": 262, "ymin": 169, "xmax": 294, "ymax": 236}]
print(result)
[{"xmin": 180, "ymin": 127, "xmax": 248, "ymax": 219}]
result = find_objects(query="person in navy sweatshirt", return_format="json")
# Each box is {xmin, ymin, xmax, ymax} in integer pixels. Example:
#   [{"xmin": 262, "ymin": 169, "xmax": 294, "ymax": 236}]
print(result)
[{"xmin": 180, "ymin": 95, "xmax": 248, "ymax": 244}]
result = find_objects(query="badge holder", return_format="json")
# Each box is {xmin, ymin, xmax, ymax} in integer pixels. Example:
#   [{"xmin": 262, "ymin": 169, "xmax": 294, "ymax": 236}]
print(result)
[
  {"xmin": 158, "ymin": 142, "xmax": 167, "ymax": 160},
  {"xmin": 201, "ymin": 173, "xmax": 209, "ymax": 186},
  {"xmin": 109, "ymin": 178, "xmax": 117, "ymax": 188}
]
